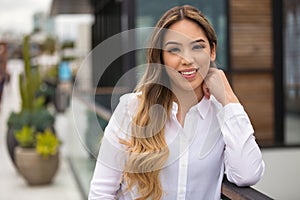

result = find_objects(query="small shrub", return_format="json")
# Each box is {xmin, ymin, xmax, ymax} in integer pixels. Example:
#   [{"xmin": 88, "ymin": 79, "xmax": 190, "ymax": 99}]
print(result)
[{"xmin": 36, "ymin": 129, "xmax": 60, "ymax": 157}]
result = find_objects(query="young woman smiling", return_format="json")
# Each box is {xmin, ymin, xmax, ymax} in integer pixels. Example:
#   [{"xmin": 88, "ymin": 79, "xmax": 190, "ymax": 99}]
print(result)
[{"xmin": 89, "ymin": 5, "xmax": 265, "ymax": 200}]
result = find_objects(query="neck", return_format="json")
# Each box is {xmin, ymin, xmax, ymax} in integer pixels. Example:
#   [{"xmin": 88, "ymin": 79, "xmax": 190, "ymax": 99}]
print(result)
[{"xmin": 172, "ymin": 85, "xmax": 203, "ymax": 126}]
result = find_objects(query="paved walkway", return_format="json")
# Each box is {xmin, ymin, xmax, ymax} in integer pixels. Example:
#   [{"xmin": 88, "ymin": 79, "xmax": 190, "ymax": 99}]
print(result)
[{"xmin": 0, "ymin": 59, "xmax": 83, "ymax": 200}]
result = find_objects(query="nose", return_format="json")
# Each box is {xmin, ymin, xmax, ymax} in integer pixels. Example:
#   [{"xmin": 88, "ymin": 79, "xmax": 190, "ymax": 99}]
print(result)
[{"xmin": 180, "ymin": 51, "xmax": 193, "ymax": 65}]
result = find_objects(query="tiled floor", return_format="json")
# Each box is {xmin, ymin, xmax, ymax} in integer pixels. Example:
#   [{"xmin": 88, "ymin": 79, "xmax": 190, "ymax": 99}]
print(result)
[{"xmin": 0, "ymin": 60, "xmax": 82, "ymax": 200}]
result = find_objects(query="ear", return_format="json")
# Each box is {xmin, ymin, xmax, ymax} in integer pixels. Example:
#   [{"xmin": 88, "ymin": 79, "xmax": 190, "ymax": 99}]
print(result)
[
  {"xmin": 202, "ymin": 82, "xmax": 211, "ymax": 99},
  {"xmin": 210, "ymin": 43, "xmax": 216, "ymax": 61}
]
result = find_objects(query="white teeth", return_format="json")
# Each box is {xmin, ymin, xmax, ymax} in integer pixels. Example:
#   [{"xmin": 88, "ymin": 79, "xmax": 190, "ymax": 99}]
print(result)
[{"xmin": 181, "ymin": 70, "xmax": 196, "ymax": 75}]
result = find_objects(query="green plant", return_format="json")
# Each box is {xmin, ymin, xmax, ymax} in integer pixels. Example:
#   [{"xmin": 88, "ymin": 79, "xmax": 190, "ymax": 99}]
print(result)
[
  {"xmin": 7, "ymin": 111, "xmax": 31, "ymax": 131},
  {"xmin": 42, "ymin": 65, "xmax": 58, "ymax": 80},
  {"xmin": 14, "ymin": 126, "xmax": 60, "ymax": 157},
  {"xmin": 41, "ymin": 36, "xmax": 56, "ymax": 55},
  {"xmin": 61, "ymin": 40, "xmax": 74, "ymax": 49},
  {"xmin": 20, "ymin": 35, "xmax": 42, "ymax": 112},
  {"xmin": 7, "ymin": 108, "xmax": 55, "ymax": 132},
  {"xmin": 14, "ymin": 126, "xmax": 35, "ymax": 148},
  {"xmin": 36, "ymin": 129, "xmax": 60, "ymax": 157},
  {"xmin": 7, "ymin": 35, "xmax": 55, "ymax": 132},
  {"xmin": 6, "ymin": 35, "xmax": 59, "ymax": 162}
]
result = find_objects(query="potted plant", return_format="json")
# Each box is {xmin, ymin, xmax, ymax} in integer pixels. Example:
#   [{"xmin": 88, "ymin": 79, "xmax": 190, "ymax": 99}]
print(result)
[
  {"xmin": 7, "ymin": 107, "xmax": 55, "ymax": 164},
  {"xmin": 14, "ymin": 126, "xmax": 60, "ymax": 185},
  {"xmin": 6, "ymin": 34, "xmax": 58, "ymax": 174}
]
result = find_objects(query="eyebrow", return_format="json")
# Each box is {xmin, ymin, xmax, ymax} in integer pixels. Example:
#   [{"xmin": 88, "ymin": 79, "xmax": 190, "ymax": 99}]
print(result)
[
  {"xmin": 191, "ymin": 39, "xmax": 206, "ymax": 44},
  {"xmin": 164, "ymin": 41, "xmax": 181, "ymax": 46},
  {"xmin": 164, "ymin": 39, "xmax": 206, "ymax": 46}
]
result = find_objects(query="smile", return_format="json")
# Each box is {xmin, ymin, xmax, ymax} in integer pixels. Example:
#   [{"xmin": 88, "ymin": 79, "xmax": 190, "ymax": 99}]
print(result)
[{"xmin": 178, "ymin": 68, "xmax": 199, "ymax": 78}]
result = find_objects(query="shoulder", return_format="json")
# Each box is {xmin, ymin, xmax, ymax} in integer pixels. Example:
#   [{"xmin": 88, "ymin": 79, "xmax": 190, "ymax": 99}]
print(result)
[
  {"xmin": 113, "ymin": 92, "xmax": 140, "ymax": 119},
  {"xmin": 119, "ymin": 92, "xmax": 140, "ymax": 108},
  {"xmin": 104, "ymin": 93, "xmax": 140, "ymax": 140}
]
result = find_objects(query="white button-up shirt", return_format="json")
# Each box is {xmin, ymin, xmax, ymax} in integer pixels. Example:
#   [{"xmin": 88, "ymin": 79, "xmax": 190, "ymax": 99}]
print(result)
[{"xmin": 89, "ymin": 93, "xmax": 265, "ymax": 200}]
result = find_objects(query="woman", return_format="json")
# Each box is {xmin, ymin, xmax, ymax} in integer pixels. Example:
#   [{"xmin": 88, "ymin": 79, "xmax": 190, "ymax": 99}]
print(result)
[{"xmin": 89, "ymin": 5, "xmax": 265, "ymax": 200}]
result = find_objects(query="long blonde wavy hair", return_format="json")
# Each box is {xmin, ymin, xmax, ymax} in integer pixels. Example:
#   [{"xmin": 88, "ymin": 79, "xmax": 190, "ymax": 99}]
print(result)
[{"xmin": 121, "ymin": 5, "xmax": 217, "ymax": 199}]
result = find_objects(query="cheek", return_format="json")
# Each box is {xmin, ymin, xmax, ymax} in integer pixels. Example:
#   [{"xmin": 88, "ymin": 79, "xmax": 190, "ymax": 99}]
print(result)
[
  {"xmin": 165, "ymin": 66, "xmax": 181, "ymax": 82},
  {"xmin": 198, "ymin": 67, "xmax": 209, "ymax": 80},
  {"xmin": 194, "ymin": 52, "xmax": 211, "ymax": 79},
  {"xmin": 162, "ymin": 52, "xmax": 180, "ymax": 69}
]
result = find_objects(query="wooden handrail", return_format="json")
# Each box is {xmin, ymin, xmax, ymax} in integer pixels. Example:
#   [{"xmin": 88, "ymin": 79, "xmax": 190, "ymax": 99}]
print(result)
[{"xmin": 221, "ymin": 176, "xmax": 273, "ymax": 200}]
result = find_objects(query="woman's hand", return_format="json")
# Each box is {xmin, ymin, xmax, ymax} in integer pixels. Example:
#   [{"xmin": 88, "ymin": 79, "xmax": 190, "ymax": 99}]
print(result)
[{"xmin": 202, "ymin": 68, "xmax": 239, "ymax": 106}]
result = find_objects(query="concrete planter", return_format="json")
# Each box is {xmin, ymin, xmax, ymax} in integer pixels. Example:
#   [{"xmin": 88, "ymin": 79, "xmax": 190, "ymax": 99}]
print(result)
[{"xmin": 15, "ymin": 147, "xmax": 59, "ymax": 185}]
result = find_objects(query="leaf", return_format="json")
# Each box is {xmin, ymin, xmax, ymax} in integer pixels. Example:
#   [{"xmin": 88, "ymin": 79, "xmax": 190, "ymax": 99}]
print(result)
[
  {"xmin": 36, "ymin": 129, "xmax": 60, "ymax": 157},
  {"xmin": 14, "ymin": 126, "xmax": 35, "ymax": 148}
]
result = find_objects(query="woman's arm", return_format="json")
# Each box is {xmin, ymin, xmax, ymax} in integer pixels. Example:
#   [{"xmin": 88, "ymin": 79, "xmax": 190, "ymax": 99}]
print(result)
[
  {"xmin": 217, "ymin": 103, "xmax": 265, "ymax": 186},
  {"xmin": 204, "ymin": 69, "xmax": 265, "ymax": 186},
  {"xmin": 89, "ymin": 93, "xmax": 136, "ymax": 199},
  {"xmin": 89, "ymin": 157, "xmax": 123, "ymax": 199},
  {"xmin": 89, "ymin": 122, "xmax": 126, "ymax": 199}
]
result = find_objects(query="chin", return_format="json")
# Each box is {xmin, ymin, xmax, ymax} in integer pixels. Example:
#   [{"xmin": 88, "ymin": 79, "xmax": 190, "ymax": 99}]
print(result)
[{"xmin": 172, "ymin": 81, "xmax": 202, "ymax": 93}]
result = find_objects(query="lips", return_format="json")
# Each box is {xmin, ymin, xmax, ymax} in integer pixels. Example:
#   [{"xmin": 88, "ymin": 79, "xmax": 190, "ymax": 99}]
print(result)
[{"xmin": 178, "ymin": 68, "xmax": 199, "ymax": 79}]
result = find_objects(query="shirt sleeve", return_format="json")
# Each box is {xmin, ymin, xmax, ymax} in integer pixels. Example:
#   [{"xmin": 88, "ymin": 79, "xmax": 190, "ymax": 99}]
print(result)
[
  {"xmin": 217, "ymin": 103, "xmax": 265, "ymax": 187},
  {"xmin": 89, "ymin": 93, "xmax": 136, "ymax": 200}
]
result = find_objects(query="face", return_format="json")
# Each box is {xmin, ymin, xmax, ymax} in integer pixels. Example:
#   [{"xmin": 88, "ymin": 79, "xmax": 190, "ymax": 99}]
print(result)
[{"xmin": 162, "ymin": 19, "xmax": 216, "ymax": 94}]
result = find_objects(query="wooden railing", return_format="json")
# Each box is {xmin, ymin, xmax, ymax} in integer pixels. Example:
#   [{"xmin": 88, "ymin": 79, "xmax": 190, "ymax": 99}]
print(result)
[{"xmin": 221, "ymin": 176, "xmax": 273, "ymax": 200}]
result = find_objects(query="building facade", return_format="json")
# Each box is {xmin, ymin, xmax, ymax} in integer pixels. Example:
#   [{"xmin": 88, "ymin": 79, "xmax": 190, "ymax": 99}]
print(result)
[
  {"xmin": 90, "ymin": 0, "xmax": 300, "ymax": 146},
  {"xmin": 50, "ymin": 0, "xmax": 300, "ymax": 146}
]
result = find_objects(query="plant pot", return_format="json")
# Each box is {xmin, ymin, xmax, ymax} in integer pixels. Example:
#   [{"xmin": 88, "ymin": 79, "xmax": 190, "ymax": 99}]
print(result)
[
  {"xmin": 15, "ymin": 147, "xmax": 59, "ymax": 185},
  {"xmin": 6, "ymin": 127, "xmax": 18, "ymax": 167},
  {"xmin": 6, "ymin": 126, "xmax": 57, "ymax": 169}
]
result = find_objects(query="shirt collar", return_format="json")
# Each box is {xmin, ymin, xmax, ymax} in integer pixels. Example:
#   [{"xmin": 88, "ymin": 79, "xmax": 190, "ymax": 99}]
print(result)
[
  {"xmin": 171, "ymin": 101, "xmax": 179, "ymax": 117},
  {"xmin": 171, "ymin": 96, "xmax": 211, "ymax": 119},
  {"xmin": 196, "ymin": 96, "xmax": 211, "ymax": 119}
]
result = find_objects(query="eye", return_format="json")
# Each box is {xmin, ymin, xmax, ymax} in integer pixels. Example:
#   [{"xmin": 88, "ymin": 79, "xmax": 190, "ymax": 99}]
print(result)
[
  {"xmin": 192, "ymin": 44, "xmax": 205, "ymax": 51},
  {"xmin": 167, "ymin": 47, "xmax": 180, "ymax": 54}
]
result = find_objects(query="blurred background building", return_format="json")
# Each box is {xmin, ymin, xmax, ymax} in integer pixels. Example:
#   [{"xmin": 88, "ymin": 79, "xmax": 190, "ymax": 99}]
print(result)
[{"xmin": 50, "ymin": 0, "xmax": 300, "ymax": 146}]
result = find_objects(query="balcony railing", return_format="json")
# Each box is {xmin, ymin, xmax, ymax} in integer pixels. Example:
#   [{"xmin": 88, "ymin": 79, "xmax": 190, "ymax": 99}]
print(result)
[{"xmin": 221, "ymin": 176, "xmax": 273, "ymax": 200}]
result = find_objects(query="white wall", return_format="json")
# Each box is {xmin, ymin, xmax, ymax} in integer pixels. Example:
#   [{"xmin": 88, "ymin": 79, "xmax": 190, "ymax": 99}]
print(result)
[
  {"xmin": 254, "ymin": 148, "xmax": 300, "ymax": 200},
  {"xmin": 73, "ymin": 22, "xmax": 92, "ymax": 91}
]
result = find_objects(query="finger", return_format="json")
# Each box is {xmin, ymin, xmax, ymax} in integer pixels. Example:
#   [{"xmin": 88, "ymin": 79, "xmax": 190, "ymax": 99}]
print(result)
[
  {"xmin": 207, "ymin": 67, "xmax": 218, "ymax": 77},
  {"xmin": 204, "ymin": 68, "xmax": 214, "ymax": 80},
  {"xmin": 208, "ymin": 67, "xmax": 218, "ymax": 73}
]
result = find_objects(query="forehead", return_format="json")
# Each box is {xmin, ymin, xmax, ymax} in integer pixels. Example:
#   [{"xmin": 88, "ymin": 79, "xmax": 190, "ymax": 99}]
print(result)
[{"xmin": 163, "ymin": 19, "xmax": 208, "ymax": 43}]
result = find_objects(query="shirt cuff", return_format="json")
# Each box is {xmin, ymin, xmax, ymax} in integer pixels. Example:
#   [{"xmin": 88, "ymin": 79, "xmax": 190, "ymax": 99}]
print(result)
[
  {"xmin": 217, "ymin": 103, "xmax": 255, "ymax": 144},
  {"xmin": 217, "ymin": 103, "xmax": 245, "ymax": 126}
]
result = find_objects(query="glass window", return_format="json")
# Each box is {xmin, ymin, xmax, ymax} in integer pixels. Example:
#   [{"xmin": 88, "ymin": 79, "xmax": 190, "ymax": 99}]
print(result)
[{"xmin": 284, "ymin": 0, "xmax": 300, "ymax": 144}]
